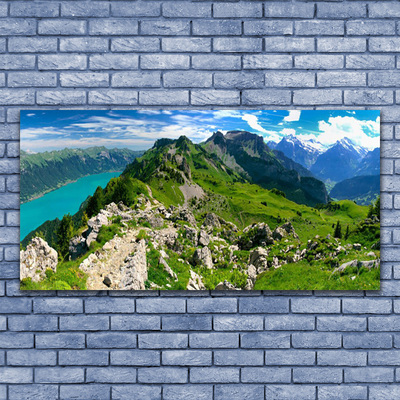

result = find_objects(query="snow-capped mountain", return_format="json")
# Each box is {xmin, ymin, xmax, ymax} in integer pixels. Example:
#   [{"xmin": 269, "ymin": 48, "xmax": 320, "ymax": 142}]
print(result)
[
  {"xmin": 274, "ymin": 134, "xmax": 323, "ymax": 168},
  {"xmin": 310, "ymin": 137, "xmax": 369, "ymax": 183}
]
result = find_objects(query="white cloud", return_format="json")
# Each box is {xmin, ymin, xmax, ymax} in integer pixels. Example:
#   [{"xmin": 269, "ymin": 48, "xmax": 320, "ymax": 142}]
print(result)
[
  {"xmin": 280, "ymin": 128, "xmax": 296, "ymax": 136},
  {"xmin": 318, "ymin": 116, "xmax": 380, "ymax": 150},
  {"xmin": 26, "ymin": 113, "xmax": 35, "ymax": 117},
  {"xmin": 283, "ymin": 110, "xmax": 301, "ymax": 122}
]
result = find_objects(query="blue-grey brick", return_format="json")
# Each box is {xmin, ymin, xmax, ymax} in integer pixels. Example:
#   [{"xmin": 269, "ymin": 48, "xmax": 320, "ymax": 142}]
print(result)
[
  {"xmin": 266, "ymin": 350, "xmax": 315, "ymax": 366},
  {"xmin": 8, "ymin": 349, "xmax": 56, "ymax": 366},
  {"xmin": 193, "ymin": 55, "xmax": 241, "ymax": 70},
  {"xmin": 60, "ymin": 38, "xmax": 109, "ymax": 53},
  {"xmin": 0, "ymin": 194, "xmax": 19, "ymax": 209},
  {"xmin": 370, "ymin": 38, "xmax": 400, "ymax": 53},
  {"xmin": 187, "ymin": 298, "xmax": 237, "ymax": 313},
  {"xmin": 0, "ymin": 262, "xmax": 19, "ymax": 278},
  {"xmin": 89, "ymin": 19, "xmax": 138, "ymax": 35},
  {"xmin": 162, "ymin": 315, "xmax": 211, "ymax": 331},
  {"xmin": 190, "ymin": 367, "xmax": 239, "ymax": 383},
  {"xmin": 0, "ymin": 297, "xmax": 31, "ymax": 313},
  {"xmin": 138, "ymin": 367, "xmax": 187, "ymax": 383},
  {"xmin": 369, "ymin": 350, "xmax": 400, "ymax": 366},
  {"xmin": 9, "ymin": 385, "xmax": 58, "ymax": 400},
  {"xmin": 242, "ymin": 367, "xmax": 291, "ymax": 383},
  {"xmin": 347, "ymin": 55, "xmax": 395, "ymax": 70},
  {"xmin": 381, "ymin": 229, "xmax": 393, "ymax": 245},
  {"xmin": 318, "ymin": 385, "xmax": 367, "ymax": 400},
  {"xmin": 0, "ymin": 19, "xmax": 36, "ymax": 36},
  {"xmin": 214, "ymin": 315, "xmax": 263, "ymax": 331},
  {"xmin": 345, "ymin": 89, "xmax": 393, "ymax": 105},
  {"xmin": 39, "ymin": 19, "xmax": 86, "ymax": 35},
  {"xmin": 162, "ymin": 350, "xmax": 211, "ymax": 366},
  {"xmin": 294, "ymin": 89, "xmax": 342, "ymax": 105},
  {"xmin": 347, "ymin": 20, "xmax": 395, "ymax": 36},
  {"xmin": 38, "ymin": 54, "xmax": 87, "ymax": 70},
  {"xmin": 0, "ymin": 316, "xmax": 5, "ymax": 330},
  {"xmin": 382, "ymin": 160, "xmax": 394, "ymax": 175},
  {"xmin": 343, "ymin": 299, "xmax": 391, "ymax": 314},
  {"xmin": 162, "ymin": 38, "xmax": 210, "ymax": 53},
  {"xmin": 60, "ymin": 72, "xmax": 109, "ymax": 88},
  {"xmin": 0, "ymin": 3, "xmax": 7, "ymax": 17},
  {"xmin": 242, "ymin": 89, "xmax": 291, "ymax": 105},
  {"xmin": 318, "ymin": 38, "xmax": 367, "ymax": 53},
  {"xmin": 239, "ymin": 297, "xmax": 289, "ymax": 313},
  {"xmin": 60, "ymin": 385, "xmax": 110, "ymax": 400},
  {"xmin": 0, "ymin": 333, "xmax": 33, "ymax": 348},
  {"xmin": 216, "ymin": 71, "xmax": 264, "ymax": 89},
  {"xmin": 266, "ymin": 385, "xmax": 315, "ymax": 400},
  {"xmin": 60, "ymin": 315, "xmax": 109, "ymax": 331},
  {"xmin": 266, "ymin": 37, "xmax": 315, "ymax": 53},
  {"xmin": 382, "ymin": 142, "xmax": 400, "ymax": 158},
  {"xmin": 87, "ymin": 332, "xmax": 136, "ymax": 350},
  {"xmin": 111, "ymin": 37, "xmax": 160, "ymax": 52},
  {"xmin": 265, "ymin": 2, "xmax": 314, "ymax": 18},
  {"xmin": 214, "ymin": 38, "xmax": 262, "ymax": 53},
  {"xmin": 292, "ymin": 333, "xmax": 341, "ymax": 349},
  {"xmin": 8, "ymin": 315, "xmax": 57, "ymax": 331},
  {"xmin": 141, "ymin": 20, "xmax": 189, "ymax": 36},
  {"xmin": 0, "ymin": 74, "xmax": 4, "ymax": 87},
  {"xmin": 318, "ymin": 71, "xmax": 366, "ymax": 87},
  {"xmin": 317, "ymin": 316, "xmax": 366, "ymax": 331},
  {"xmin": 244, "ymin": 21, "xmax": 292, "ymax": 36},
  {"xmin": 85, "ymin": 298, "xmax": 135, "ymax": 313},
  {"xmin": 112, "ymin": 385, "xmax": 161, "ymax": 400},
  {"xmin": 265, "ymin": 72, "xmax": 314, "ymax": 88},
  {"xmin": 87, "ymin": 367, "xmax": 136, "ymax": 383},
  {"xmin": 244, "ymin": 55, "xmax": 292, "ymax": 70},
  {"xmin": 369, "ymin": 2, "xmax": 400, "ymax": 18},
  {"xmin": 190, "ymin": 332, "xmax": 238, "ymax": 348},
  {"xmin": 141, "ymin": 54, "xmax": 189, "ymax": 70},
  {"xmin": 214, "ymin": 384, "xmax": 264, "ymax": 400},
  {"xmin": 318, "ymin": 3, "xmax": 366, "ymax": 18},
  {"xmin": 295, "ymin": 20, "xmax": 344, "ymax": 36},
  {"xmin": 111, "ymin": 315, "xmax": 160, "ymax": 331},
  {"xmin": 369, "ymin": 316, "xmax": 400, "ymax": 331},
  {"xmin": 371, "ymin": 386, "xmax": 400, "ymax": 400},
  {"xmin": 163, "ymin": 2, "xmax": 210, "ymax": 18},
  {"xmin": 0, "ymin": 55, "xmax": 35, "ymax": 70},
  {"xmin": 0, "ymin": 367, "xmax": 32, "ymax": 383},
  {"xmin": 36, "ymin": 332, "xmax": 85, "ymax": 349},
  {"xmin": 292, "ymin": 298, "xmax": 340, "ymax": 314},
  {"xmin": 11, "ymin": 2, "xmax": 59, "ymax": 17},
  {"xmin": 37, "ymin": 90, "xmax": 86, "ymax": 105},
  {"xmin": 394, "ymin": 300, "xmax": 400, "ymax": 313},
  {"xmin": 59, "ymin": 350, "xmax": 109, "ymax": 366},
  {"xmin": 110, "ymin": 350, "xmax": 159, "ymax": 366},
  {"xmin": 265, "ymin": 315, "xmax": 314, "ymax": 331},
  {"xmin": 191, "ymin": 90, "xmax": 240, "ymax": 106},
  {"xmin": 35, "ymin": 367, "xmax": 84, "ymax": 383},
  {"xmin": 241, "ymin": 332, "xmax": 290, "ymax": 349},
  {"xmin": 139, "ymin": 333, "xmax": 187, "ymax": 349},
  {"xmin": 9, "ymin": 72, "xmax": 56, "ymax": 88},
  {"xmin": 294, "ymin": 367, "xmax": 342, "ymax": 383},
  {"xmin": 345, "ymin": 367, "xmax": 393, "ymax": 383},
  {"xmin": 112, "ymin": 2, "xmax": 160, "ymax": 17},
  {"xmin": 193, "ymin": 20, "xmax": 241, "ymax": 36},
  {"xmin": 296, "ymin": 55, "xmax": 344, "ymax": 69},
  {"xmin": 214, "ymin": 349, "xmax": 263, "ymax": 366},
  {"xmin": 5, "ymin": 211, "xmax": 19, "ymax": 227},
  {"xmin": 369, "ymin": 71, "xmax": 400, "ymax": 87},
  {"xmin": 140, "ymin": 90, "xmax": 189, "ymax": 105},
  {"xmin": 0, "ymin": 90, "xmax": 34, "ymax": 106},
  {"xmin": 90, "ymin": 54, "xmax": 138, "ymax": 70},
  {"xmin": 214, "ymin": 3, "xmax": 262, "ymax": 18},
  {"xmin": 163, "ymin": 385, "xmax": 212, "ymax": 400},
  {"xmin": 62, "ymin": 2, "xmax": 110, "ymax": 17},
  {"xmin": 344, "ymin": 333, "xmax": 392, "ymax": 349},
  {"xmin": 9, "ymin": 37, "xmax": 57, "ymax": 53},
  {"xmin": 318, "ymin": 350, "xmax": 366, "ymax": 366},
  {"xmin": 163, "ymin": 71, "xmax": 211, "ymax": 88}
]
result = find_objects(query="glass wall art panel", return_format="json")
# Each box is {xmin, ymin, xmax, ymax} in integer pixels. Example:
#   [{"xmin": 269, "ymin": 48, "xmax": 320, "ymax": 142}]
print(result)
[{"xmin": 20, "ymin": 110, "xmax": 381, "ymax": 290}]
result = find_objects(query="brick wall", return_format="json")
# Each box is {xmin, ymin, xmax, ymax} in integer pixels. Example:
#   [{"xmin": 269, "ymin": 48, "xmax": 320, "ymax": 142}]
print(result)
[{"xmin": 0, "ymin": 1, "xmax": 399, "ymax": 399}]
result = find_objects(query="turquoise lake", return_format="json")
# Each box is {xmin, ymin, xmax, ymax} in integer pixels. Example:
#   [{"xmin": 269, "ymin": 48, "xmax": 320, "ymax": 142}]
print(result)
[{"xmin": 20, "ymin": 171, "xmax": 121, "ymax": 241}]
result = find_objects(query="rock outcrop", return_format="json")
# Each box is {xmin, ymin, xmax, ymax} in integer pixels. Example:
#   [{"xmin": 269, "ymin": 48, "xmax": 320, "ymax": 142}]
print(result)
[
  {"xmin": 192, "ymin": 246, "xmax": 213, "ymax": 269},
  {"xmin": 187, "ymin": 269, "xmax": 206, "ymax": 290},
  {"xmin": 239, "ymin": 222, "xmax": 274, "ymax": 250},
  {"xmin": 20, "ymin": 237, "xmax": 58, "ymax": 282}
]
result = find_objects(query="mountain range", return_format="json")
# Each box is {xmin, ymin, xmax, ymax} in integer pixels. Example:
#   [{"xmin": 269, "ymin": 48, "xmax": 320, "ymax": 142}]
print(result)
[{"xmin": 21, "ymin": 146, "xmax": 143, "ymax": 203}]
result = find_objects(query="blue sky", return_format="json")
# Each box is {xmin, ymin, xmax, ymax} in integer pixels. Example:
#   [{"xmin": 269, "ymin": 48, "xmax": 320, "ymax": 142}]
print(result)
[{"xmin": 20, "ymin": 109, "xmax": 380, "ymax": 153}]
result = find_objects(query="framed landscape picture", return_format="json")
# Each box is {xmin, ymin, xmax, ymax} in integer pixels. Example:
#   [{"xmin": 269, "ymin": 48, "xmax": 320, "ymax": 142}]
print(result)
[{"xmin": 20, "ymin": 110, "xmax": 381, "ymax": 291}]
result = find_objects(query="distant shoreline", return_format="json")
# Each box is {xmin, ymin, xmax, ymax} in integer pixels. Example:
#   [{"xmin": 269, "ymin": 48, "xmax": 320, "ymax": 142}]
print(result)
[{"xmin": 21, "ymin": 170, "xmax": 122, "ymax": 205}]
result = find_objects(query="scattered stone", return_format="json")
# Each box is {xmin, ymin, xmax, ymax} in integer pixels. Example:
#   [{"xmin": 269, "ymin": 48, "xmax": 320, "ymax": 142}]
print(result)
[
  {"xmin": 69, "ymin": 236, "xmax": 88, "ymax": 260},
  {"xmin": 249, "ymin": 247, "xmax": 269, "ymax": 273},
  {"xmin": 184, "ymin": 225, "xmax": 198, "ymax": 246},
  {"xmin": 20, "ymin": 237, "xmax": 58, "ymax": 282},
  {"xmin": 202, "ymin": 212, "xmax": 221, "ymax": 230},
  {"xmin": 187, "ymin": 270, "xmax": 206, "ymax": 290},
  {"xmin": 214, "ymin": 280, "xmax": 238, "ymax": 290},
  {"xmin": 353, "ymin": 243, "xmax": 362, "ymax": 251},
  {"xmin": 198, "ymin": 230, "xmax": 210, "ymax": 247},
  {"xmin": 159, "ymin": 256, "xmax": 177, "ymax": 280},
  {"xmin": 239, "ymin": 222, "xmax": 274, "ymax": 250},
  {"xmin": 366, "ymin": 251, "xmax": 376, "ymax": 257},
  {"xmin": 103, "ymin": 276, "xmax": 112, "ymax": 287},
  {"xmin": 192, "ymin": 246, "xmax": 213, "ymax": 269},
  {"xmin": 173, "ymin": 207, "xmax": 196, "ymax": 226}
]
